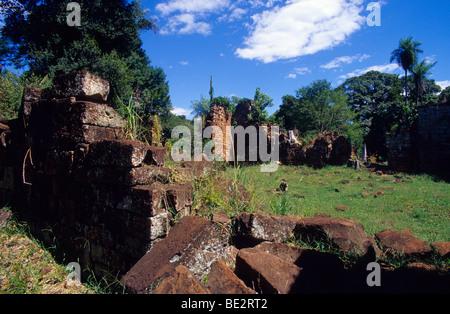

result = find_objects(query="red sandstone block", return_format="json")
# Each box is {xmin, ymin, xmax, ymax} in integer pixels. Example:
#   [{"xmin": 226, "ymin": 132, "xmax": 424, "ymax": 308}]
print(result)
[
  {"xmin": 121, "ymin": 185, "xmax": 166, "ymax": 216},
  {"xmin": 75, "ymin": 165, "xmax": 172, "ymax": 186},
  {"xmin": 33, "ymin": 149, "xmax": 74, "ymax": 176},
  {"xmin": 51, "ymin": 71, "xmax": 110, "ymax": 102},
  {"xmin": 165, "ymin": 184, "xmax": 193, "ymax": 217},
  {"xmin": 145, "ymin": 146, "xmax": 167, "ymax": 167},
  {"xmin": 86, "ymin": 140, "xmax": 162, "ymax": 168}
]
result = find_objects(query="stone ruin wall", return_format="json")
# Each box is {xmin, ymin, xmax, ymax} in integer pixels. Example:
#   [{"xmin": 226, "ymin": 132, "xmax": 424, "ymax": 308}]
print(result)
[
  {"xmin": 387, "ymin": 102, "xmax": 450, "ymax": 179},
  {"xmin": 206, "ymin": 101, "xmax": 352, "ymax": 168},
  {"xmin": 0, "ymin": 71, "xmax": 194, "ymax": 277},
  {"xmin": 206, "ymin": 103, "xmax": 232, "ymax": 161}
]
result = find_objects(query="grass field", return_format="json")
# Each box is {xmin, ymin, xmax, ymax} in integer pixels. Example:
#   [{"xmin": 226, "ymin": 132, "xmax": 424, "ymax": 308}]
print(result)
[
  {"xmin": 212, "ymin": 164, "xmax": 450, "ymax": 243},
  {"xmin": 2, "ymin": 163, "xmax": 449, "ymax": 293}
]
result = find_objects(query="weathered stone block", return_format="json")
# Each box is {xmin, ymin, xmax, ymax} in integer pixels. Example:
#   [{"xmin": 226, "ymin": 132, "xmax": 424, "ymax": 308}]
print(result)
[
  {"xmin": 152, "ymin": 265, "xmax": 208, "ymax": 295},
  {"xmin": 165, "ymin": 183, "xmax": 193, "ymax": 217},
  {"xmin": 74, "ymin": 165, "xmax": 172, "ymax": 186},
  {"xmin": 67, "ymin": 101, "xmax": 124, "ymax": 128},
  {"xmin": 51, "ymin": 71, "xmax": 110, "ymax": 102},
  {"xmin": 254, "ymin": 242, "xmax": 346, "ymax": 293},
  {"xmin": 294, "ymin": 217, "xmax": 372, "ymax": 255},
  {"xmin": 235, "ymin": 247, "xmax": 303, "ymax": 294},
  {"xmin": 375, "ymin": 229, "xmax": 432, "ymax": 258},
  {"xmin": 235, "ymin": 212, "xmax": 298, "ymax": 246},
  {"xmin": 33, "ymin": 149, "xmax": 74, "ymax": 176},
  {"xmin": 21, "ymin": 87, "xmax": 42, "ymax": 126},
  {"xmin": 0, "ymin": 208, "xmax": 12, "ymax": 228},
  {"xmin": 431, "ymin": 242, "xmax": 450, "ymax": 258},
  {"xmin": 205, "ymin": 259, "xmax": 256, "ymax": 295},
  {"xmin": 120, "ymin": 185, "xmax": 166, "ymax": 216},
  {"xmin": 86, "ymin": 140, "xmax": 162, "ymax": 168},
  {"xmin": 121, "ymin": 216, "xmax": 233, "ymax": 294}
]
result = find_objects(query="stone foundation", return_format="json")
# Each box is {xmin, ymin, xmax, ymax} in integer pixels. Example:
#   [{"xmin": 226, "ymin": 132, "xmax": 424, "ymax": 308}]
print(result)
[{"xmin": 0, "ymin": 71, "xmax": 193, "ymax": 278}]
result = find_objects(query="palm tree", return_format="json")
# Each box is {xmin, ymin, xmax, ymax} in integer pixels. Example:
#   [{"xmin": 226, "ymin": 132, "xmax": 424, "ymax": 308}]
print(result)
[
  {"xmin": 411, "ymin": 60, "xmax": 437, "ymax": 106},
  {"xmin": 390, "ymin": 37, "xmax": 423, "ymax": 106}
]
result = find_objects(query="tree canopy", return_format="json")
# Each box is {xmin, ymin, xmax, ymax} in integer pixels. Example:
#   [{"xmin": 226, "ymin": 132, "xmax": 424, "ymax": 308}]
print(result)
[
  {"xmin": 0, "ymin": 0, "xmax": 171, "ymax": 114},
  {"xmin": 277, "ymin": 80, "xmax": 356, "ymax": 135}
]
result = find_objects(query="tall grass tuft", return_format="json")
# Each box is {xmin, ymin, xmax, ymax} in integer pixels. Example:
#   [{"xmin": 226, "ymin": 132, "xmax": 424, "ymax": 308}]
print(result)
[{"xmin": 116, "ymin": 96, "xmax": 155, "ymax": 145}]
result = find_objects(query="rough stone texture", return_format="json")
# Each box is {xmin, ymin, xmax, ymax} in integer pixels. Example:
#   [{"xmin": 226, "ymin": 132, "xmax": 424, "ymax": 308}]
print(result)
[
  {"xmin": 387, "ymin": 102, "xmax": 450, "ymax": 179},
  {"xmin": 254, "ymin": 242, "xmax": 346, "ymax": 293},
  {"xmin": 235, "ymin": 247, "xmax": 303, "ymax": 294},
  {"xmin": 431, "ymin": 242, "xmax": 450, "ymax": 258},
  {"xmin": 74, "ymin": 165, "xmax": 172, "ymax": 186},
  {"xmin": 375, "ymin": 229, "xmax": 433, "ymax": 258},
  {"xmin": 86, "ymin": 140, "xmax": 162, "ymax": 167},
  {"xmin": 205, "ymin": 259, "xmax": 256, "ymax": 295},
  {"xmin": 121, "ymin": 216, "xmax": 232, "ymax": 294},
  {"xmin": 20, "ymin": 87, "xmax": 42, "ymax": 126},
  {"xmin": 0, "ymin": 208, "xmax": 11, "ymax": 228},
  {"xmin": 51, "ymin": 71, "xmax": 110, "ymax": 102},
  {"xmin": 304, "ymin": 132, "xmax": 352, "ymax": 169},
  {"xmin": 29, "ymin": 98, "xmax": 124, "ymax": 150},
  {"xmin": 235, "ymin": 212, "xmax": 298, "ymax": 246},
  {"xmin": 206, "ymin": 103, "xmax": 232, "ymax": 161},
  {"xmin": 165, "ymin": 184, "xmax": 193, "ymax": 217},
  {"xmin": 152, "ymin": 265, "xmax": 208, "ymax": 295},
  {"xmin": 0, "ymin": 71, "xmax": 194, "ymax": 279},
  {"xmin": 294, "ymin": 217, "xmax": 372, "ymax": 254}
]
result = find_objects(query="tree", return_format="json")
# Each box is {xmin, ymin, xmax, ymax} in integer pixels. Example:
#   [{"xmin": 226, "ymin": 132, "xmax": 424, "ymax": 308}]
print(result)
[
  {"xmin": 0, "ymin": 0, "xmax": 170, "ymax": 113},
  {"xmin": 439, "ymin": 86, "xmax": 450, "ymax": 103},
  {"xmin": 338, "ymin": 71, "xmax": 403, "ymax": 158},
  {"xmin": 191, "ymin": 95, "xmax": 211, "ymax": 119},
  {"xmin": 0, "ymin": 70, "xmax": 52, "ymax": 120},
  {"xmin": 390, "ymin": 37, "xmax": 423, "ymax": 106},
  {"xmin": 277, "ymin": 80, "xmax": 358, "ymax": 140},
  {"xmin": 209, "ymin": 76, "xmax": 214, "ymax": 103},
  {"xmin": 249, "ymin": 87, "xmax": 273, "ymax": 124},
  {"xmin": 411, "ymin": 60, "xmax": 438, "ymax": 106}
]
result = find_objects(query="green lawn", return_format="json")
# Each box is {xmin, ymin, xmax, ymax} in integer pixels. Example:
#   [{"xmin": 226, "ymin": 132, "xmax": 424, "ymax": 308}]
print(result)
[{"xmin": 220, "ymin": 165, "xmax": 450, "ymax": 243}]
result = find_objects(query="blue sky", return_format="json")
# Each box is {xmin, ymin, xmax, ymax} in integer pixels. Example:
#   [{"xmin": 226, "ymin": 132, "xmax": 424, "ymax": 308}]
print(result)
[{"xmin": 140, "ymin": 0, "xmax": 450, "ymax": 118}]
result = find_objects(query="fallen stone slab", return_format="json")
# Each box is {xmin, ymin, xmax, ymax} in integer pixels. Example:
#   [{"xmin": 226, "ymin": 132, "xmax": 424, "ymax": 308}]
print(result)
[
  {"xmin": 152, "ymin": 265, "xmax": 208, "ymax": 295},
  {"xmin": 431, "ymin": 242, "xmax": 450, "ymax": 259},
  {"xmin": 205, "ymin": 259, "xmax": 256, "ymax": 295},
  {"xmin": 294, "ymin": 217, "xmax": 373, "ymax": 255},
  {"xmin": 255, "ymin": 242, "xmax": 346, "ymax": 293},
  {"xmin": 235, "ymin": 247, "xmax": 304, "ymax": 294},
  {"xmin": 375, "ymin": 229, "xmax": 432, "ymax": 258},
  {"xmin": 121, "ymin": 216, "xmax": 233, "ymax": 294},
  {"xmin": 235, "ymin": 213, "xmax": 298, "ymax": 247}
]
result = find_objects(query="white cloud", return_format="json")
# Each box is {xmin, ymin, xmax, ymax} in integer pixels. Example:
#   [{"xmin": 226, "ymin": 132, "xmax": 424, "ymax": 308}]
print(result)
[
  {"xmin": 436, "ymin": 80, "xmax": 450, "ymax": 90},
  {"xmin": 179, "ymin": 61, "xmax": 190, "ymax": 66},
  {"xmin": 172, "ymin": 107, "xmax": 193, "ymax": 117},
  {"xmin": 286, "ymin": 66, "xmax": 311, "ymax": 78},
  {"xmin": 338, "ymin": 63, "xmax": 401, "ymax": 82},
  {"xmin": 228, "ymin": 7, "xmax": 247, "ymax": 21},
  {"xmin": 156, "ymin": 0, "xmax": 230, "ymax": 16},
  {"xmin": 156, "ymin": 0, "xmax": 230, "ymax": 35},
  {"xmin": 321, "ymin": 53, "xmax": 370, "ymax": 69},
  {"xmin": 235, "ymin": 0, "xmax": 366, "ymax": 63},
  {"xmin": 160, "ymin": 13, "xmax": 212, "ymax": 35}
]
